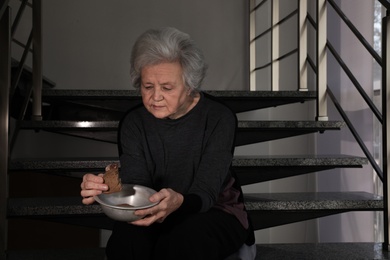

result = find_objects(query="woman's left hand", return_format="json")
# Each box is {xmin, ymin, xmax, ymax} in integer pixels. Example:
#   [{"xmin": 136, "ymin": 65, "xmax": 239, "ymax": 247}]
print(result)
[{"xmin": 131, "ymin": 188, "xmax": 183, "ymax": 226}]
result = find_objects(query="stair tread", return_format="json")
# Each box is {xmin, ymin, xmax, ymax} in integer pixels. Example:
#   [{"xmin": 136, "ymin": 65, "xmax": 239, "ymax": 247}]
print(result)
[
  {"xmin": 16, "ymin": 120, "xmax": 344, "ymax": 146},
  {"xmin": 255, "ymin": 242, "xmax": 389, "ymax": 260},
  {"xmin": 42, "ymin": 89, "xmax": 317, "ymax": 99},
  {"xmin": 7, "ymin": 192, "xmax": 382, "ymax": 218},
  {"xmin": 9, "ymin": 155, "xmax": 367, "ymax": 171},
  {"xmin": 244, "ymin": 191, "xmax": 383, "ymax": 211},
  {"xmin": 6, "ymin": 243, "xmax": 389, "ymax": 260},
  {"xmin": 17, "ymin": 119, "xmax": 345, "ymax": 129},
  {"xmin": 233, "ymin": 154, "xmax": 367, "ymax": 166},
  {"xmin": 8, "ymin": 196, "xmax": 101, "ymax": 217},
  {"xmin": 38, "ymin": 89, "xmax": 317, "ymax": 115},
  {"xmin": 7, "ymin": 247, "xmax": 106, "ymax": 260}
]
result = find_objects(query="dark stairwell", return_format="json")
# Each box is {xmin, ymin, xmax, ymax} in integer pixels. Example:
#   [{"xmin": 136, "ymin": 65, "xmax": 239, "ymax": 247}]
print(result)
[{"xmin": 1, "ymin": 1, "xmax": 389, "ymax": 259}]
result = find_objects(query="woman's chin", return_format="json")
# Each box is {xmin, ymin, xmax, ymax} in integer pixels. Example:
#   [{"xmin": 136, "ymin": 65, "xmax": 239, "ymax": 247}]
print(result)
[{"xmin": 150, "ymin": 111, "xmax": 170, "ymax": 119}]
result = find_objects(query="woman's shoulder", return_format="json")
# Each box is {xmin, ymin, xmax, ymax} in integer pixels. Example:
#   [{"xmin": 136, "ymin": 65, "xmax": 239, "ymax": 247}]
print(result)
[
  {"xmin": 120, "ymin": 103, "xmax": 148, "ymax": 126},
  {"xmin": 202, "ymin": 92, "xmax": 236, "ymax": 119}
]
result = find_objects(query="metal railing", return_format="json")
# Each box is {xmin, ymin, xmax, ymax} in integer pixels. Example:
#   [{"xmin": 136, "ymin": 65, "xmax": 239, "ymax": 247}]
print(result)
[
  {"xmin": 0, "ymin": 1, "xmax": 10, "ymax": 258},
  {"xmin": 250, "ymin": 0, "xmax": 389, "ymax": 249},
  {"xmin": 0, "ymin": 0, "xmax": 42, "ymax": 256},
  {"xmin": 8, "ymin": 0, "xmax": 42, "ymax": 120},
  {"xmin": 382, "ymin": 4, "xmax": 390, "ymax": 250}
]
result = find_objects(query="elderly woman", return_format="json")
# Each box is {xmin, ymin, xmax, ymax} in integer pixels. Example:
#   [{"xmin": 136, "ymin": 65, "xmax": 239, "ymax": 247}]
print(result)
[{"xmin": 80, "ymin": 27, "xmax": 254, "ymax": 260}]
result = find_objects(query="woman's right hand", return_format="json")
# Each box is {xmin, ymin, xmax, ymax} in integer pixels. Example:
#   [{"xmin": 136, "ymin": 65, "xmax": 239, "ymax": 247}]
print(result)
[{"xmin": 80, "ymin": 173, "xmax": 108, "ymax": 205}]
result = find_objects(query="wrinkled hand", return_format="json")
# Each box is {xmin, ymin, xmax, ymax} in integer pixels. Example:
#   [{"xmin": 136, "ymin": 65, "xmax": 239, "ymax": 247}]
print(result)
[
  {"xmin": 80, "ymin": 173, "xmax": 108, "ymax": 205},
  {"xmin": 131, "ymin": 188, "xmax": 183, "ymax": 226}
]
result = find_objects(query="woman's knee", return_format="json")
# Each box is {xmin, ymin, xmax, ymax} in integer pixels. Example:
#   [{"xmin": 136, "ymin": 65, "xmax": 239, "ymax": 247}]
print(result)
[{"xmin": 106, "ymin": 222, "xmax": 156, "ymax": 260}]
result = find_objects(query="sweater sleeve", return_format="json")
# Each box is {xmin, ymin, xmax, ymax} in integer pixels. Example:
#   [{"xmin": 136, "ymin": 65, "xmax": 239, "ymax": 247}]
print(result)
[
  {"xmin": 118, "ymin": 108, "xmax": 153, "ymax": 187},
  {"xmin": 176, "ymin": 194, "xmax": 203, "ymax": 213},
  {"xmin": 187, "ymin": 101, "xmax": 237, "ymax": 212}
]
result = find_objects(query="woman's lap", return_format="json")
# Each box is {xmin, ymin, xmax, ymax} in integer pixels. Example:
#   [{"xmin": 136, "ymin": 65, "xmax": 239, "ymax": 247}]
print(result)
[{"xmin": 106, "ymin": 208, "xmax": 248, "ymax": 260}]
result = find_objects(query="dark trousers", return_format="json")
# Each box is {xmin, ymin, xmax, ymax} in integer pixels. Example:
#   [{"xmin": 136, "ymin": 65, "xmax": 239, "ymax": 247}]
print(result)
[{"xmin": 106, "ymin": 208, "xmax": 249, "ymax": 260}]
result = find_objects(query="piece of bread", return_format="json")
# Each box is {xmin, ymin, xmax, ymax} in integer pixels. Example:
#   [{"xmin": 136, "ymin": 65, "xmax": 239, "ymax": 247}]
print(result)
[{"xmin": 103, "ymin": 164, "xmax": 122, "ymax": 194}]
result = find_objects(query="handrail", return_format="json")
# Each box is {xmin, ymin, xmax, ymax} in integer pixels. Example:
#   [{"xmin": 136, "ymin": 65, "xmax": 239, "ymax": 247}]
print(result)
[
  {"xmin": 328, "ymin": 0, "xmax": 382, "ymax": 65},
  {"xmin": 327, "ymin": 87, "xmax": 384, "ymax": 181}
]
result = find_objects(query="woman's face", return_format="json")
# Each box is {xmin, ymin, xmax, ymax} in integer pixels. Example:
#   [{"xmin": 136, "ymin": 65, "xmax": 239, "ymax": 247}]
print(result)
[{"xmin": 140, "ymin": 62, "xmax": 194, "ymax": 119}]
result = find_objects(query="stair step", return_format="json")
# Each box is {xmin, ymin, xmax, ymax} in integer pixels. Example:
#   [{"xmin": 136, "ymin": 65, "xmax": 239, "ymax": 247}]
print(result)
[
  {"xmin": 9, "ymin": 155, "xmax": 368, "ymax": 185},
  {"xmin": 7, "ymin": 248, "xmax": 106, "ymax": 260},
  {"xmin": 17, "ymin": 120, "xmax": 345, "ymax": 145},
  {"xmin": 9, "ymin": 155, "xmax": 367, "ymax": 184},
  {"xmin": 9, "ymin": 157, "xmax": 118, "ymax": 172},
  {"xmin": 255, "ymin": 243, "xmax": 389, "ymax": 260},
  {"xmin": 7, "ymin": 243, "xmax": 389, "ymax": 260},
  {"xmin": 233, "ymin": 155, "xmax": 367, "ymax": 184},
  {"xmin": 8, "ymin": 192, "xmax": 382, "ymax": 230},
  {"xmin": 40, "ymin": 89, "xmax": 317, "ymax": 116},
  {"xmin": 246, "ymin": 192, "xmax": 382, "ymax": 230}
]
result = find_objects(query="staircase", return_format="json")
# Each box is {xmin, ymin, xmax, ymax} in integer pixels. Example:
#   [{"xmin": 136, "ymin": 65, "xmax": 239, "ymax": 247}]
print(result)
[
  {"xmin": 2, "ymin": 0, "xmax": 390, "ymax": 260},
  {"xmin": 5, "ymin": 88, "xmax": 385, "ymax": 259}
]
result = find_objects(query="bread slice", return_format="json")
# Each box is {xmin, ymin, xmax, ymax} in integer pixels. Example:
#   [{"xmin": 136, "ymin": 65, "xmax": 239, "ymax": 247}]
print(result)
[{"xmin": 103, "ymin": 164, "xmax": 122, "ymax": 194}]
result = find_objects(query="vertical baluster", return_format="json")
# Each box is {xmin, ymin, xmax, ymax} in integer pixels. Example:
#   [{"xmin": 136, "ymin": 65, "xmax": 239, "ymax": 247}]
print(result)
[
  {"xmin": 32, "ymin": 0, "xmax": 42, "ymax": 120},
  {"xmin": 0, "ymin": 5, "xmax": 10, "ymax": 258},
  {"xmin": 250, "ymin": 0, "xmax": 256, "ymax": 90},
  {"xmin": 382, "ymin": 8, "xmax": 390, "ymax": 251},
  {"xmin": 299, "ymin": 0, "xmax": 308, "ymax": 91},
  {"xmin": 316, "ymin": 0, "xmax": 328, "ymax": 121},
  {"xmin": 272, "ymin": 0, "xmax": 280, "ymax": 91}
]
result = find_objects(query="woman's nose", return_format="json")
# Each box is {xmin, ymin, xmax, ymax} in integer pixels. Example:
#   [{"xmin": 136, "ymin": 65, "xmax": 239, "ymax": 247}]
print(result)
[{"xmin": 152, "ymin": 88, "xmax": 163, "ymax": 101}]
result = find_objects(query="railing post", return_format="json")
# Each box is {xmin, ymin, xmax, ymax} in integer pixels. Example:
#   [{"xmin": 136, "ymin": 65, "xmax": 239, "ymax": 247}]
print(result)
[
  {"xmin": 249, "ymin": 0, "xmax": 256, "ymax": 91},
  {"xmin": 316, "ymin": 0, "xmax": 328, "ymax": 121},
  {"xmin": 299, "ymin": 0, "xmax": 308, "ymax": 91},
  {"xmin": 272, "ymin": 0, "xmax": 280, "ymax": 91},
  {"xmin": 0, "ymin": 4, "xmax": 10, "ymax": 259},
  {"xmin": 383, "ymin": 9, "xmax": 390, "ymax": 251},
  {"xmin": 32, "ymin": 0, "xmax": 42, "ymax": 120}
]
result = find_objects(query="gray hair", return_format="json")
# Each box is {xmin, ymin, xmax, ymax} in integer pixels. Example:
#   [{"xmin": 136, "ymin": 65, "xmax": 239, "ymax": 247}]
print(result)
[{"xmin": 130, "ymin": 27, "xmax": 207, "ymax": 93}]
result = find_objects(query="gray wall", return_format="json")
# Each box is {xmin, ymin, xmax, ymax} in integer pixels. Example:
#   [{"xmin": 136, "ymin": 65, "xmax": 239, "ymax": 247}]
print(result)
[{"xmin": 11, "ymin": 0, "xmax": 248, "ymax": 91}]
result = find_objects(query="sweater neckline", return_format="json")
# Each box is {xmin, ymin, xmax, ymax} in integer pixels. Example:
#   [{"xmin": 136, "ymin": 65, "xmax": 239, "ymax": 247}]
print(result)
[{"xmin": 156, "ymin": 92, "xmax": 204, "ymax": 123}]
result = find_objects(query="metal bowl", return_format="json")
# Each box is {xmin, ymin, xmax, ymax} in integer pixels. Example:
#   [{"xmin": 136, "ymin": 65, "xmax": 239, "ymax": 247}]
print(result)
[{"xmin": 94, "ymin": 184, "xmax": 158, "ymax": 222}]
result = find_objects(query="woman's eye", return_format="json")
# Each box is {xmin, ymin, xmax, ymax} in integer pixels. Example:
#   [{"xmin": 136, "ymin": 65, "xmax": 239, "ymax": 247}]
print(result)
[
  {"xmin": 162, "ymin": 86, "xmax": 172, "ymax": 91},
  {"xmin": 143, "ymin": 85, "xmax": 153, "ymax": 90}
]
